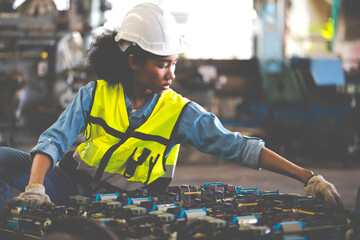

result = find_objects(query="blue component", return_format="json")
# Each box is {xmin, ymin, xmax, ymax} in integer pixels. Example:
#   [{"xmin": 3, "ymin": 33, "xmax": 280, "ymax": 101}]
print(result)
[
  {"xmin": 236, "ymin": 187, "xmax": 258, "ymax": 194},
  {"xmin": 153, "ymin": 202, "xmax": 178, "ymax": 211},
  {"xmin": 203, "ymin": 182, "xmax": 223, "ymax": 189},
  {"xmin": 6, "ymin": 218, "xmax": 20, "ymax": 229},
  {"xmin": 232, "ymin": 215, "xmax": 237, "ymax": 225},
  {"xmin": 180, "ymin": 207, "xmax": 207, "ymax": 218},
  {"xmin": 99, "ymin": 218, "xmax": 112, "ymax": 226},
  {"xmin": 127, "ymin": 196, "xmax": 152, "ymax": 205},
  {"xmin": 6, "ymin": 205, "xmax": 26, "ymax": 229},
  {"xmin": 94, "ymin": 192, "xmax": 119, "ymax": 201},
  {"xmin": 12, "ymin": 205, "xmax": 27, "ymax": 213},
  {"xmin": 272, "ymin": 221, "xmax": 307, "ymax": 232},
  {"xmin": 259, "ymin": 190, "xmax": 279, "ymax": 197},
  {"xmin": 232, "ymin": 213, "xmax": 259, "ymax": 225},
  {"xmin": 282, "ymin": 237, "xmax": 307, "ymax": 240},
  {"xmin": 294, "ymin": 196, "xmax": 314, "ymax": 205}
]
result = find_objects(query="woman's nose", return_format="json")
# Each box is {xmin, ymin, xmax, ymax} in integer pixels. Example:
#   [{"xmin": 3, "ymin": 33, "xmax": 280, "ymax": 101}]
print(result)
[{"xmin": 166, "ymin": 65, "xmax": 176, "ymax": 80}]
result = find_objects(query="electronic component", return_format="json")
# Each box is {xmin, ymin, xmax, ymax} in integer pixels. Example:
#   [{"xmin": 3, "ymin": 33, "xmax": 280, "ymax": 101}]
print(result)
[{"xmin": 0, "ymin": 183, "xmax": 355, "ymax": 240}]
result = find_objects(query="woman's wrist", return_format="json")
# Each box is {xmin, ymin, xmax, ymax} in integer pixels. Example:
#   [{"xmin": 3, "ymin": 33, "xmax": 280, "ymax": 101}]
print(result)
[
  {"xmin": 28, "ymin": 153, "xmax": 51, "ymax": 185},
  {"xmin": 301, "ymin": 170, "xmax": 315, "ymax": 185},
  {"xmin": 304, "ymin": 171, "xmax": 319, "ymax": 186}
]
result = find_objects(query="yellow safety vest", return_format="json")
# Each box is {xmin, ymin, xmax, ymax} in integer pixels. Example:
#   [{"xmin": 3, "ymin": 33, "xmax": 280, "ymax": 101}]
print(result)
[{"xmin": 77, "ymin": 80, "xmax": 189, "ymax": 185}]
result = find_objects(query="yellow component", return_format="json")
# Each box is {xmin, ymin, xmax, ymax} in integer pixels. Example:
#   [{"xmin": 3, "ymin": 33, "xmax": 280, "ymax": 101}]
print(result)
[
  {"xmin": 91, "ymin": 213, "xmax": 105, "ymax": 218},
  {"xmin": 273, "ymin": 207, "xmax": 283, "ymax": 211},
  {"xmin": 281, "ymin": 209, "xmax": 293, "ymax": 212},
  {"xmin": 7, "ymin": 219, "xmax": 18, "ymax": 224},
  {"xmin": 238, "ymin": 202, "xmax": 258, "ymax": 207},
  {"xmin": 116, "ymin": 219, "xmax": 126, "ymax": 224},
  {"xmin": 298, "ymin": 210, "xmax": 315, "ymax": 215},
  {"xmin": 41, "ymin": 51, "xmax": 48, "ymax": 59},
  {"xmin": 183, "ymin": 192, "xmax": 202, "ymax": 195},
  {"xmin": 193, "ymin": 233, "xmax": 206, "ymax": 238}
]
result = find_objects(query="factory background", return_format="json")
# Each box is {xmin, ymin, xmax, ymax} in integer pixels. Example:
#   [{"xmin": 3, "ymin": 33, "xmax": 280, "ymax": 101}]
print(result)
[{"xmin": 0, "ymin": 0, "xmax": 359, "ymax": 212}]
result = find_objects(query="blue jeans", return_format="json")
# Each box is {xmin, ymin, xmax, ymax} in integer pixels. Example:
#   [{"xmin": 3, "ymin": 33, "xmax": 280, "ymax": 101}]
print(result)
[{"xmin": 0, "ymin": 146, "xmax": 84, "ymax": 220}]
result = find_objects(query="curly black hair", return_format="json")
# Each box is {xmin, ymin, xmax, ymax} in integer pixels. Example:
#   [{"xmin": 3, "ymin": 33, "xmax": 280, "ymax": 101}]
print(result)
[
  {"xmin": 87, "ymin": 29, "xmax": 158, "ymax": 89},
  {"xmin": 87, "ymin": 29, "xmax": 128, "ymax": 86}
]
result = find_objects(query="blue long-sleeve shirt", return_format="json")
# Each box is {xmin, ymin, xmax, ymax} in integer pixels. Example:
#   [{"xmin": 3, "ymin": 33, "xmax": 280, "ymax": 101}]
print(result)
[{"xmin": 30, "ymin": 81, "xmax": 264, "ymax": 170}]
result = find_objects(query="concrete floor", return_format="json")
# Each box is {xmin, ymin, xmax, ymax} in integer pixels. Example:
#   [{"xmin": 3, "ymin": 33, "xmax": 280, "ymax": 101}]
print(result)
[{"xmin": 4, "ymin": 130, "xmax": 360, "ymax": 211}]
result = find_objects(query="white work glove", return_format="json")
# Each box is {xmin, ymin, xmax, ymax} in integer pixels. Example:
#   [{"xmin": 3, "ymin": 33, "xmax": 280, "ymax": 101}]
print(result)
[
  {"xmin": 6, "ymin": 184, "xmax": 55, "ymax": 209},
  {"xmin": 304, "ymin": 174, "xmax": 344, "ymax": 208}
]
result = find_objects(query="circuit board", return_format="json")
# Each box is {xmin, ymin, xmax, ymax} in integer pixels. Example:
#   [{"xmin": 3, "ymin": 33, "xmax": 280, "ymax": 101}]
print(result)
[{"xmin": 1, "ymin": 182, "xmax": 359, "ymax": 240}]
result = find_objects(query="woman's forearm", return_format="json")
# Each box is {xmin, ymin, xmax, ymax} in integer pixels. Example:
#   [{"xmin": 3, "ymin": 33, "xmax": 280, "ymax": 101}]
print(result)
[
  {"xmin": 259, "ymin": 147, "xmax": 313, "ymax": 184},
  {"xmin": 28, "ymin": 153, "xmax": 52, "ymax": 185}
]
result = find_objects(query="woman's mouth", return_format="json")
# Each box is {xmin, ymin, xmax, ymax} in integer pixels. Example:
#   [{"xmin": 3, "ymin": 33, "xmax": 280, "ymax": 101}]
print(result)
[{"xmin": 161, "ymin": 84, "xmax": 170, "ymax": 90}]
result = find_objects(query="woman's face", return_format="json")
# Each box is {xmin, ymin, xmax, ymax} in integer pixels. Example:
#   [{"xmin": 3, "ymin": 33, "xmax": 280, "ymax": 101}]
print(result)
[{"xmin": 134, "ymin": 54, "xmax": 179, "ymax": 94}]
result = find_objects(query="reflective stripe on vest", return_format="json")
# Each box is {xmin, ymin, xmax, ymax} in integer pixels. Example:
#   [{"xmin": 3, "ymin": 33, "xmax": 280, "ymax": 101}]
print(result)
[{"xmin": 77, "ymin": 80, "xmax": 189, "ymax": 185}]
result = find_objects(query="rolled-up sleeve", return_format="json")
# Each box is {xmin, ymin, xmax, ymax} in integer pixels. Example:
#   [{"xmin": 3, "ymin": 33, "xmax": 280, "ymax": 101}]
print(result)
[
  {"xmin": 176, "ymin": 102, "xmax": 265, "ymax": 169},
  {"xmin": 30, "ymin": 81, "xmax": 95, "ymax": 168}
]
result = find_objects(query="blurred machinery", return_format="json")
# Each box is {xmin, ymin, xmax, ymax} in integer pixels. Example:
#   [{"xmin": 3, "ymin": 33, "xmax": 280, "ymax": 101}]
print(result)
[
  {"xmin": 253, "ymin": 0, "xmax": 360, "ymax": 166},
  {"xmin": 174, "ymin": 0, "xmax": 360, "ymax": 167},
  {"xmin": 0, "ymin": 0, "xmax": 59, "ymax": 145},
  {"xmin": 0, "ymin": 0, "xmax": 110, "ymax": 146}
]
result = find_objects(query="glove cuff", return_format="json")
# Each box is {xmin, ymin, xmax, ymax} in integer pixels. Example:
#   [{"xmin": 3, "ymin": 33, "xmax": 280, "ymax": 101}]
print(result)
[
  {"xmin": 304, "ymin": 172, "xmax": 318, "ymax": 187},
  {"xmin": 25, "ymin": 184, "xmax": 45, "ymax": 194}
]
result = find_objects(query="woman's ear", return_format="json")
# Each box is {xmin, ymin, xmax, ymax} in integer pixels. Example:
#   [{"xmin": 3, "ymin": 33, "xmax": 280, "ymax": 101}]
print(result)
[{"xmin": 128, "ymin": 54, "xmax": 138, "ymax": 71}]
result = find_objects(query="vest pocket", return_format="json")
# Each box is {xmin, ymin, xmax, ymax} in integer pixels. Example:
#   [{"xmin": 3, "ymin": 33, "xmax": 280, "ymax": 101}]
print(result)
[
  {"xmin": 111, "ymin": 146, "xmax": 165, "ymax": 184},
  {"xmin": 124, "ymin": 148, "xmax": 151, "ymax": 178},
  {"xmin": 126, "ymin": 147, "xmax": 162, "ymax": 183}
]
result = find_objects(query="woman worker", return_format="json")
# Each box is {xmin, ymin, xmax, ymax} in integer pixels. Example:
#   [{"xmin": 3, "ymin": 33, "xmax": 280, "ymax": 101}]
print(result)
[{"xmin": 0, "ymin": 3, "xmax": 342, "ymax": 220}]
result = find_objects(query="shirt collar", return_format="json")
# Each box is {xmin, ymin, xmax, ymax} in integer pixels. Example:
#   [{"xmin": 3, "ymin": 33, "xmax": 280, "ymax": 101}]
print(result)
[{"xmin": 123, "ymin": 88, "xmax": 159, "ymax": 119}]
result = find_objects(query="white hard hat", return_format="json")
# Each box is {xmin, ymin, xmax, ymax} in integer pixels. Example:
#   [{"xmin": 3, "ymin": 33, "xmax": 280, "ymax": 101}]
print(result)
[{"xmin": 114, "ymin": 3, "xmax": 189, "ymax": 56}]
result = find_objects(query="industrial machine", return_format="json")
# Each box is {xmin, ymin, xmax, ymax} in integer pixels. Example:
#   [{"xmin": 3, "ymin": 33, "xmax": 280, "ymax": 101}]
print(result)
[
  {"xmin": 0, "ymin": 0, "xmax": 110, "ymax": 146},
  {"xmin": 0, "ymin": 0, "xmax": 59, "ymax": 145}
]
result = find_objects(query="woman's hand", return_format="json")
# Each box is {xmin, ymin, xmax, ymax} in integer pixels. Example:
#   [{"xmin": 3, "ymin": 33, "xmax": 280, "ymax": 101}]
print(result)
[
  {"xmin": 304, "ymin": 174, "xmax": 343, "ymax": 208},
  {"xmin": 6, "ymin": 184, "xmax": 54, "ymax": 209},
  {"xmin": 259, "ymin": 147, "xmax": 343, "ymax": 208},
  {"xmin": 6, "ymin": 153, "xmax": 54, "ymax": 210}
]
